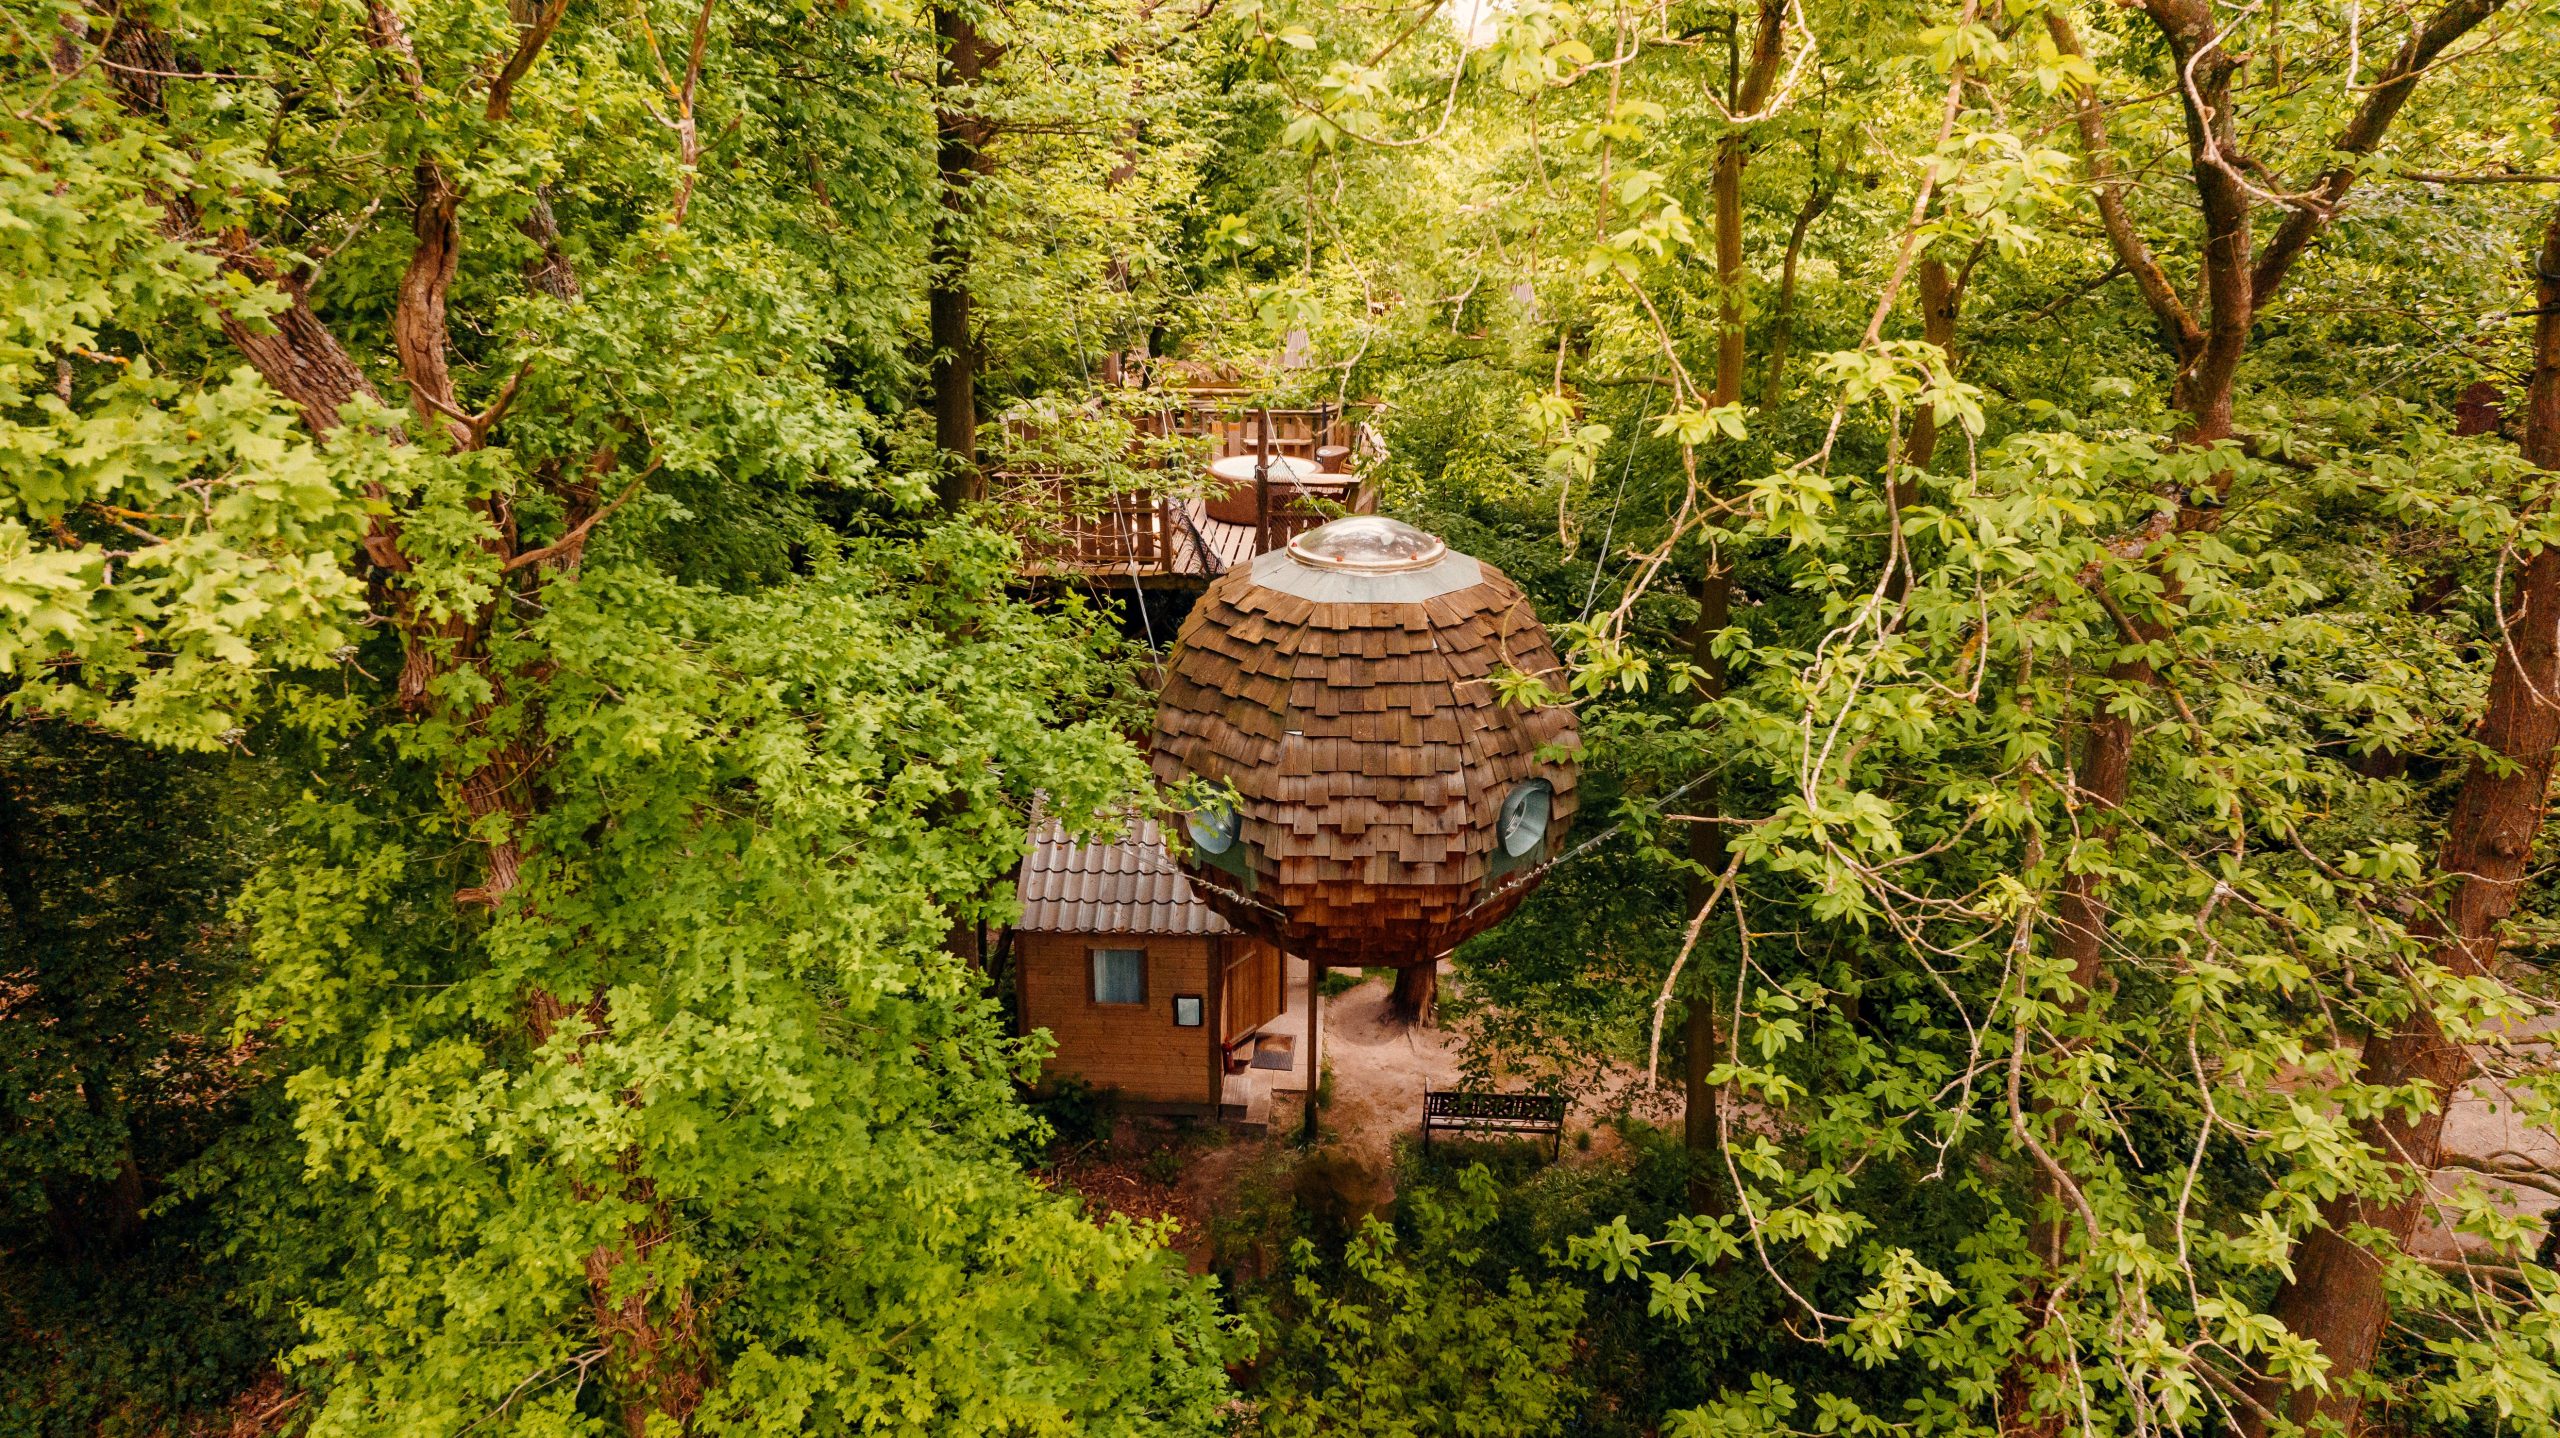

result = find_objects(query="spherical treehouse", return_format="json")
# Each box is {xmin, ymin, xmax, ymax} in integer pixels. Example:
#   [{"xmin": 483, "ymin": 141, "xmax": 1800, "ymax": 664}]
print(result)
[{"xmin": 1149, "ymin": 517, "xmax": 1581, "ymax": 1001}]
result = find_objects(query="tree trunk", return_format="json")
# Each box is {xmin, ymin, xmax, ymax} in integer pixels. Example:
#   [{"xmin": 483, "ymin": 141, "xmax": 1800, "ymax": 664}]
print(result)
[
  {"xmin": 1681, "ymin": 565, "xmax": 1732, "ymax": 1215},
  {"xmin": 1301, "ymin": 964, "xmax": 1326, "ymax": 1142},
  {"xmin": 1680, "ymin": 0, "xmax": 1784, "ymax": 1214},
  {"xmin": 2005, "ymin": 24, "xmax": 2245, "ymax": 1427},
  {"xmin": 1386, "ymin": 962, "xmax": 1437, "ymax": 1026},
  {"xmin": 1705, "ymin": 0, "xmax": 1783, "ymax": 416},
  {"xmin": 2243, "ymin": 185, "xmax": 2560, "ymax": 1438},
  {"xmin": 930, "ymin": 2, "xmax": 987, "ymax": 511},
  {"xmin": 1757, "ymin": 165, "xmax": 1835, "ymax": 410},
  {"xmin": 102, "ymin": 10, "xmax": 706, "ymax": 1424},
  {"xmin": 1884, "ymin": 254, "xmax": 1964, "ymax": 606},
  {"xmin": 1900, "ymin": 256, "xmax": 1959, "ymax": 478},
  {"xmin": 2013, "ymin": 8, "xmax": 2505, "ymax": 1429}
]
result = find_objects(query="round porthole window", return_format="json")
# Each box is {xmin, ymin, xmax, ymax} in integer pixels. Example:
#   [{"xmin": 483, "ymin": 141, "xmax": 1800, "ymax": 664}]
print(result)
[
  {"xmin": 1186, "ymin": 798, "xmax": 1241, "ymax": 856},
  {"xmin": 1497, "ymin": 779, "xmax": 1553, "ymax": 858}
]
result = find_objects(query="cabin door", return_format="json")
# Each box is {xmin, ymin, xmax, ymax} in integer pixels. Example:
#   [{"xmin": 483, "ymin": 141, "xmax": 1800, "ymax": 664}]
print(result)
[{"xmin": 1221, "ymin": 939, "xmax": 1285, "ymax": 1046}]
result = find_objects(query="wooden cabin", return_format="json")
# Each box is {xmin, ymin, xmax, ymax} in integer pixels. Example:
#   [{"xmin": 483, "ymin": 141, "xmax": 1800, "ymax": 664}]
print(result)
[{"xmin": 1011, "ymin": 818, "xmax": 1308, "ymax": 1121}]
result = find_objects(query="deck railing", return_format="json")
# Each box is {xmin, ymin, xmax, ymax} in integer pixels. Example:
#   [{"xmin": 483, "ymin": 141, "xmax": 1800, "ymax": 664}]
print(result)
[{"xmin": 997, "ymin": 402, "xmax": 1382, "ymax": 583}]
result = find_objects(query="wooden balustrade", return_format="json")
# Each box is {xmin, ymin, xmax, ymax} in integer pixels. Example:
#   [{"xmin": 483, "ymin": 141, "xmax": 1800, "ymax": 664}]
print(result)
[{"xmin": 1000, "ymin": 402, "xmax": 1382, "ymax": 585}]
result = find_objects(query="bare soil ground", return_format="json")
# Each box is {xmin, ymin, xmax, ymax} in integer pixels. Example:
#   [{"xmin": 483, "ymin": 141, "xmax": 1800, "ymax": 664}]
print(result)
[
  {"xmin": 1310, "ymin": 972, "xmax": 1466, "ymax": 1170},
  {"xmin": 2423, "ymin": 1064, "xmax": 2560, "ymax": 1258},
  {"xmin": 1044, "ymin": 966, "xmax": 1677, "ymax": 1267}
]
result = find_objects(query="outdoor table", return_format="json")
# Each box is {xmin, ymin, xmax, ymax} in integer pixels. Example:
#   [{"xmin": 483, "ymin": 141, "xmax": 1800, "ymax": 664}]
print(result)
[{"xmin": 1204, "ymin": 453, "xmax": 1325, "ymax": 524}]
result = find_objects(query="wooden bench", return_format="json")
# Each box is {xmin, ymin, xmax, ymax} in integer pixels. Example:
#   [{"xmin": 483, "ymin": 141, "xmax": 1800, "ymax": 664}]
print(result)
[{"xmin": 1420, "ymin": 1088, "xmax": 1567, "ymax": 1160}]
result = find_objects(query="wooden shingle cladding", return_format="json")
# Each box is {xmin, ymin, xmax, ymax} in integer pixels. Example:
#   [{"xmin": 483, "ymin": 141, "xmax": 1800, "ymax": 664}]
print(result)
[{"xmin": 1149, "ymin": 534, "xmax": 1581, "ymax": 969}]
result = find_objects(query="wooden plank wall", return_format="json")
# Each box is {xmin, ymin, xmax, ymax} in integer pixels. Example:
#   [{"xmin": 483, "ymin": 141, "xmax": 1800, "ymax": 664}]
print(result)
[{"xmin": 1017, "ymin": 932, "xmax": 1216, "ymax": 1106}]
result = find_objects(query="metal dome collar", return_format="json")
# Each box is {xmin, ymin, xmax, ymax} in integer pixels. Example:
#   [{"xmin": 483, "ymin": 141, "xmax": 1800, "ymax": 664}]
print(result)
[{"xmin": 1286, "ymin": 516, "xmax": 1447, "ymax": 573}]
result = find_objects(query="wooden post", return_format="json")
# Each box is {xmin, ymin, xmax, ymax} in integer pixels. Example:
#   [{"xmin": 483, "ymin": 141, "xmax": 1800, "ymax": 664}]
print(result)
[
  {"xmin": 1254, "ymin": 408, "xmax": 1273, "ymax": 555},
  {"xmin": 1207, "ymin": 936, "xmax": 1227, "ymax": 1113},
  {"xmin": 1300, "ymin": 960, "xmax": 1323, "ymax": 1142}
]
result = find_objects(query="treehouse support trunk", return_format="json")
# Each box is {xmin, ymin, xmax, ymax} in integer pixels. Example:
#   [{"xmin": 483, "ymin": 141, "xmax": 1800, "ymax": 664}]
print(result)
[{"xmin": 1386, "ymin": 962, "xmax": 1436, "ymax": 1026}]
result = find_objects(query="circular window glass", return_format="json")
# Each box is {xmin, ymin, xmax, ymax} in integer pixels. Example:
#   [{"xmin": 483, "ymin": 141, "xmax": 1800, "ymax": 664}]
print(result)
[
  {"xmin": 1286, "ymin": 516, "xmax": 1448, "ymax": 573},
  {"xmin": 1186, "ymin": 799, "xmax": 1241, "ymax": 856},
  {"xmin": 1497, "ymin": 780, "xmax": 1553, "ymax": 858}
]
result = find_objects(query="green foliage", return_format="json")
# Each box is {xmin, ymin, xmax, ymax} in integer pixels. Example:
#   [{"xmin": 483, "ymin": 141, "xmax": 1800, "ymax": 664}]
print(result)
[
  {"xmin": 1211, "ymin": 0, "xmax": 2560, "ymax": 1427},
  {"xmin": 0, "ymin": 720, "xmax": 287, "ymax": 1436},
  {"xmin": 14, "ymin": 0, "xmax": 2560, "ymax": 1429},
  {"xmin": 1037, "ymin": 1076, "xmax": 1123, "ymax": 1153},
  {"xmin": 0, "ymin": 721, "xmax": 271, "ymax": 1241},
  {"xmin": 221, "ymin": 531, "xmax": 1239, "ymax": 1433},
  {"xmin": 0, "ymin": 89, "xmax": 371, "ymax": 745},
  {"xmin": 0, "ymin": 1225, "xmax": 283, "ymax": 1438},
  {"xmin": 4, "ymin": 0, "xmax": 1242, "ymax": 1429},
  {"xmin": 1252, "ymin": 1164, "xmax": 1586, "ymax": 1438}
]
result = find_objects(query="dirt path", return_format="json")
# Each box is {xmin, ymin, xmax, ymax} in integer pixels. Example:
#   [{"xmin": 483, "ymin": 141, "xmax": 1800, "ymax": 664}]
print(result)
[
  {"xmin": 1313, "ymin": 972, "xmax": 1465, "ymax": 1170},
  {"xmin": 1292, "ymin": 966, "xmax": 1680, "ymax": 1194},
  {"xmin": 1053, "ymin": 979, "xmax": 2558, "ymax": 1275}
]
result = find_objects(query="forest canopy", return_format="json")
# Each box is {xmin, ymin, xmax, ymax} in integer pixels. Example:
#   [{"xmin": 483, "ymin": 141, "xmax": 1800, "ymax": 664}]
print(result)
[{"xmin": 4, "ymin": 0, "xmax": 2560, "ymax": 1434}]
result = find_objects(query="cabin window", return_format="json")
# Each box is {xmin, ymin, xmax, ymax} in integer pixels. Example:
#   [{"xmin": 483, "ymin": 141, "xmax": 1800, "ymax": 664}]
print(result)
[{"xmin": 1091, "ymin": 948, "xmax": 1146, "ymax": 1005}]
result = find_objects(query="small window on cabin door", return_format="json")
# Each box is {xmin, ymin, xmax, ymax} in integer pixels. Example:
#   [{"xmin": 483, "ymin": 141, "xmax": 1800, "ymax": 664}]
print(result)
[{"xmin": 1091, "ymin": 948, "xmax": 1146, "ymax": 1005}]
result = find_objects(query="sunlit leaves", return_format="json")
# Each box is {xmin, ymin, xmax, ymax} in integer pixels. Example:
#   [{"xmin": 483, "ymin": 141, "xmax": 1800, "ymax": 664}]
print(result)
[
  {"xmin": 1261, "ymin": 1165, "xmax": 1586, "ymax": 1437},
  {"xmin": 1653, "ymin": 405, "xmax": 1750, "ymax": 446},
  {"xmin": 0, "ymin": 86, "xmax": 372, "ymax": 746}
]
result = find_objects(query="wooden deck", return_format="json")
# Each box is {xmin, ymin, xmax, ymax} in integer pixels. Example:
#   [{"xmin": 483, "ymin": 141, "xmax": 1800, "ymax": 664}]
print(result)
[
  {"xmin": 1017, "ymin": 493, "xmax": 1376, "ymax": 586},
  {"xmin": 1169, "ymin": 499, "xmax": 1257, "ymax": 576},
  {"xmin": 998, "ymin": 404, "xmax": 1384, "ymax": 590}
]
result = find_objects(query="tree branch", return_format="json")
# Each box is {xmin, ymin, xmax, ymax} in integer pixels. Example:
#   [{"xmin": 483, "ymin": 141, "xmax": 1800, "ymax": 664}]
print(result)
[
  {"xmin": 366, "ymin": 1, "xmax": 472, "ymax": 447},
  {"xmin": 2136, "ymin": 0, "xmax": 2252, "ymax": 434},
  {"xmin": 2251, "ymin": 0, "xmax": 2508, "ymax": 306},
  {"xmin": 2046, "ymin": 10, "xmax": 2202, "ymax": 357},
  {"xmin": 486, "ymin": 0, "xmax": 572, "ymax": 122},
  {"xmin": 2400, "ymin": 170, "xmax": 2560, "ymax": 185},
  {"xmin": 670, "ymin": 0, "xmax": 717, "ymax": 226},
  {"xmin": 503, "ymin": 464, "xmax": 658, "ymax": 572}
]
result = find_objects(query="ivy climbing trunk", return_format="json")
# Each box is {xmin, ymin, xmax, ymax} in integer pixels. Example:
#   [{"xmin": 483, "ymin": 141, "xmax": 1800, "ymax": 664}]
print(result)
[
  {"xmin": 99, "ymin": 6, "xmax": 712, "ymax": 1429},
  {"xmin": 2242, "ymin": 182, "xmax": 2560, "ymax": 1438}
]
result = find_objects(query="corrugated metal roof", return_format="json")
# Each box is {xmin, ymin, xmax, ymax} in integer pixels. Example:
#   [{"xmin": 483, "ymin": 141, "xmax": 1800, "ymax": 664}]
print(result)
[{"xmin": 1015, "ymin": 818, "xmax": 1233, "ymax": 936}]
